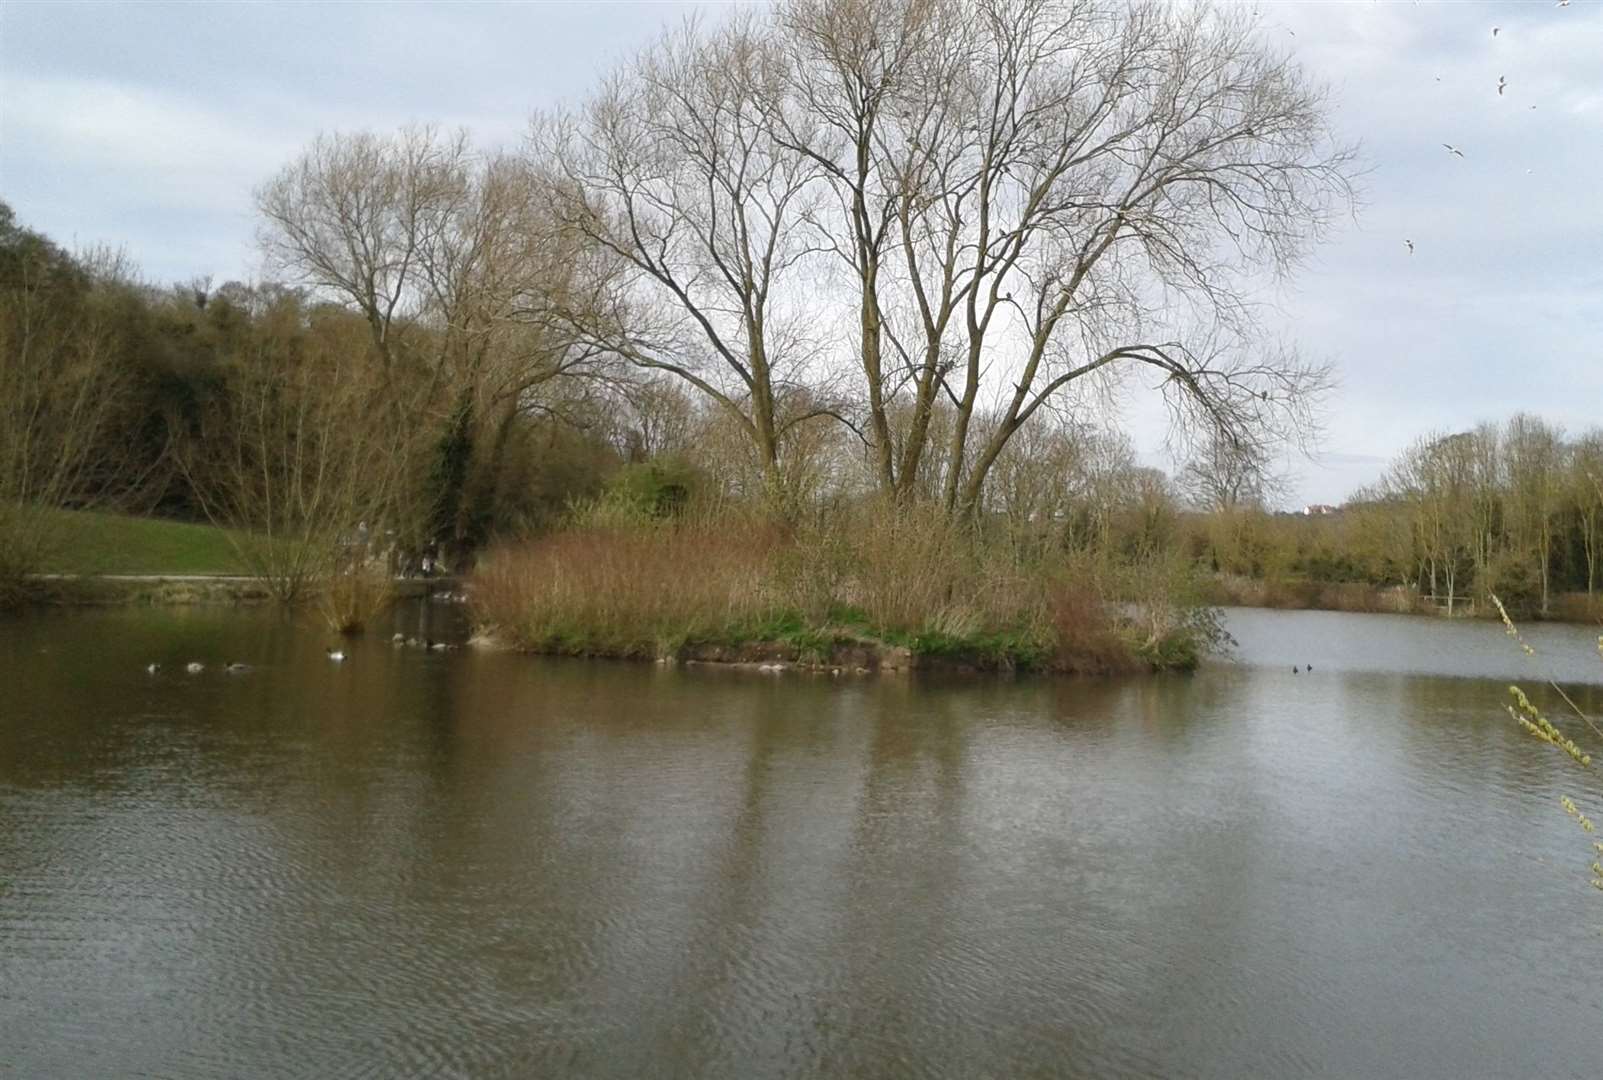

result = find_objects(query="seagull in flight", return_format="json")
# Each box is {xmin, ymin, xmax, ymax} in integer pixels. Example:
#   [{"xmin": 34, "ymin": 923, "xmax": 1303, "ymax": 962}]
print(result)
[
  {"xmin": 1404, "ymin": 239, "xmax": 1414, "ymax": 255},
  {"xmin": 1498, "ymin": 76, "xmax": 1507, "ymax": 96},
  {"xmin": 1442, "ymin": 143, "xmax": 1465, "ymax": 158}
]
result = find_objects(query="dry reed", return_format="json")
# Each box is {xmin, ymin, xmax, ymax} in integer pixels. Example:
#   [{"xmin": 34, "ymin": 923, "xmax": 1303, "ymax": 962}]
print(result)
[{"xmin": 469, "ymin": 503, "xmax": 1187, "ymax": 671}]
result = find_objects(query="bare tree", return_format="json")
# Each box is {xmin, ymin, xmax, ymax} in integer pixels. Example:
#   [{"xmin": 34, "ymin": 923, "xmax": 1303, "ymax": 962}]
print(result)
[
  {"xmin": 257, "ymin": 127, "xmax": 600, "ymax": 553},
  {"xmin": 257, "ymin": 126, "xmax": 468, "ymax": 373},
  {"xmin": 778, "ymin": 0, "xmax": 1354, "ymax": 514},
  {"xmin": 1504, "ymin": 413, "xmax": 1565, "ymax": 616},
  {"xmin": 531, "ymin": 15, "xmax": 835, "ymax": 499},
  {"xmin": 1570, "ymin": 430, "xmax": 1603, "ymax": 598},
  {"xmin": 0, "ymin": 208, "xmax": 133, "ymax": 595},
  {"xmin": 1465, "ymin": 421, "xmax": 1503, "ymax": 601},
  {"xmin": 1178, "ymin": 431, "xmax": 1281, "ymax": 512},
  {"xmin": 181, "ymin": 308, "xmax": 412, "ymax": 604},
  {"xmin": 1384, "ymin": 432, "xmax": 1476, "ymax": 615},
  {"xmin": 773, "ymin": 0, "xmax": 954, "ymax": 496}
]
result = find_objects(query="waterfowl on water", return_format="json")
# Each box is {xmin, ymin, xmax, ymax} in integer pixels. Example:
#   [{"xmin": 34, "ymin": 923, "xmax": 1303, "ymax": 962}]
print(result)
[
  {"xmin": 225, "ymin": 662, "xmax": 251, "ymax": 674},
  {"xmin": 145, "ymin": 662, "xmax": 161, "ymax": 675},
  {"xmin": 326, "ymin": 648, "xmax": 346, "ymax": 662},
  {"xmin": 186, "ymin": 661, "xmax": 205, "ymax": 674}
]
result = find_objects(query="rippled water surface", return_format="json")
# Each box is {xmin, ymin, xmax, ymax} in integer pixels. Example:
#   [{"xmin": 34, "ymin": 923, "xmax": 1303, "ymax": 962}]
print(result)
[{"xmin": 3, "ymin": 603, "xmax": 1602, "ymax": 1078}]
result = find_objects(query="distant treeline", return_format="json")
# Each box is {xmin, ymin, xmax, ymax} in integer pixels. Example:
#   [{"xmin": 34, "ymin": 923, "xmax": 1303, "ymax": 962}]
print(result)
[{"xmin": 1185, "ymin": 421, "xmax": 1603, "ymax": 619}]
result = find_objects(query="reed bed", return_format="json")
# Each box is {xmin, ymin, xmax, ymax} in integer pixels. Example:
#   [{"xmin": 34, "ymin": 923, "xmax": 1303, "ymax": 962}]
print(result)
[{"xmin": 471, "ymin": 504, "xmax": 1194, "ymax": 673}]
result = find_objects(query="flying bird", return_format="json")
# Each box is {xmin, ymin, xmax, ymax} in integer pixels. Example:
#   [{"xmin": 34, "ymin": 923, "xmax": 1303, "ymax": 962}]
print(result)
[
  {"xmin": 1492, "ymin": 26, "xmax": 1500, "ymax": 37},
  {"xmin": 1404, "ymin": 239, "xmax": 1414, "ymax": 255},
  {"xmin": 1557, "ymin": 1, "xmax": 1570, "ymax": 8},
  {"xmin": 1498, "ymin": 76, "xmax": 1507, "ymax": 96},
  {"xmin": 1442, "ymin": 143, "xmax": 1465, "ymax": 158}
]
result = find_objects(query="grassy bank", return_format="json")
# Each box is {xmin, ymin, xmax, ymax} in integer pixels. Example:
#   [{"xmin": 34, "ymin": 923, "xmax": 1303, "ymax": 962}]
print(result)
[
  {"xmin": 34, "ymin": 509, "xmax": 245, "ymax": 575},
  {"xmin": 470, "ymin": 508, "xmax": 1214, "ymax": 676}
]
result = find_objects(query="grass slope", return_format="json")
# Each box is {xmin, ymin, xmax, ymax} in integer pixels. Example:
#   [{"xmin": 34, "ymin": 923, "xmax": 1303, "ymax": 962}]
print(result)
[{"xmin": 39, "ymin": 510, "xmax": 244, "ymax": 575}]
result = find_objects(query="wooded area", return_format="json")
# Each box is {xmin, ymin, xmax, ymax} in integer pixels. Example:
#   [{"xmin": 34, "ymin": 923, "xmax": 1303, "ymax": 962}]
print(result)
[{"xmin": 4, "ymin": 0, "xmax": 1591, "ymax": 639}]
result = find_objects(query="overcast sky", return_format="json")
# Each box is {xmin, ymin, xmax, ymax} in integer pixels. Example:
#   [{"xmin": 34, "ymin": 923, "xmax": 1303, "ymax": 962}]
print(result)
[{"xmin": 3, "ymin": 0, "xmax": 1600, "ymax": 506}]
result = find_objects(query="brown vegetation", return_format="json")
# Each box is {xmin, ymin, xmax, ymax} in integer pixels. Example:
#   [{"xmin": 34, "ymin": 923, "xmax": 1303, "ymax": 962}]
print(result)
[
  {"xmin": 470, "ymin": 502, "xmax": 1190, "ymax": 673},
  {"xmin": 1176, "ymin": 416, "xmax": 1603, "ymax": 625},
  {"xmin": 0, "ymin": 209, "xmax": 136, "ymax": 600}
]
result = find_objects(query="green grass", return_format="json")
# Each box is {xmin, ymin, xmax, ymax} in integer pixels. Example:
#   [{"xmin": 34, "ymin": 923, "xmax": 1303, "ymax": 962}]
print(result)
[{"xmin": 38, "ymin": 509, "xmax": 245, "ymax": 575}]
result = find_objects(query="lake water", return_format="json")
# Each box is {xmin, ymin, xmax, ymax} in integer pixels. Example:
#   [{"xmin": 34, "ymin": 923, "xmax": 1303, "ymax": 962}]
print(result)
[{"xmin": 2, "ymin": 603, "xmax": 1601, "ymax": 1078}]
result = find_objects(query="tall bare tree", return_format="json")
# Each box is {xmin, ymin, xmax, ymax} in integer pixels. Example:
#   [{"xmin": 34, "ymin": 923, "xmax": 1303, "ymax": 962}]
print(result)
[
  {"xmin": 1179, "ymin": 432, "xmax": 1280, "ymax": 512},
  {"xmin": 1570, "ymin": 430, "xmax": 1603, "ymax": 598},
  {"xmin": 257, "ymin": 126, "xmax": 598, "ymax": 553},
  {"xmin": 778, "ymin": 0, "xmax": 1354, "ymax": 513},
  {"xmin": 1504, "ymin": 413, "xmax": 1566, "ymax": 616},
  {"xmin": 531, "ymin": 15, "xmax": 836, "ymax": 498},
  {"xmin": 0, "ymin": 207, "xmax": 133, "ymax": 594},
  {"xmin": 1464, "ymin": 421, "xmax": 1503, "ymax": 602},
  {"xmin": 1384, "ymin": 432, "xmax": 1478, "ymax": 615},
  {"xmin": 180, "ymin": 305, "xmax": 411, "ymax": 602}
]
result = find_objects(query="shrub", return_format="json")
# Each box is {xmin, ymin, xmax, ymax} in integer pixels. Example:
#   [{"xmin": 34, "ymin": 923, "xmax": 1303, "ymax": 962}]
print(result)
[
  {"xmin": 317, "ymin": 564, "xmax": 396, "ymax": 635},
  {"xmin": 470, "ymin": 515, "xmax": 779, "ymax": 657},
  {"xmin": 602, "ymin": 457, "xmax": 702, "ymax": 519}
]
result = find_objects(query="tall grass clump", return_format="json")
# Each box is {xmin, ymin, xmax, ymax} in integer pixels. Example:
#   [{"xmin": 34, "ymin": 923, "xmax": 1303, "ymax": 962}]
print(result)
[
  {"xmin": 317, "ymin": 563, "xmax": 397, "ymax": 635},
  {"xmin": 839, "ymin": 502, "xmax": 1049, "ymax": 639},
  {"xmin": 471, "ymin": 503, "xmax": 784, "ymax": 658}
]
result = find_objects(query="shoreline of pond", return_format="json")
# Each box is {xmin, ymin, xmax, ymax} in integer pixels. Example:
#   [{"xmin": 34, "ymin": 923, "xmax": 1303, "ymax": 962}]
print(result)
[
  {"xmin": 13, "ymin": 573, "xmax": 1602, "ymax": 636},
  {"xmin": 1201, "ymin": 574, "xmax": 1603, "ymax": 626},
  {"xmin": 465, "ymin": 631, "xmax": 1168, "ymax": 678},
  {"xmin": 10, "ymin": 574, "xmax": 454, "ymax": 608}
]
